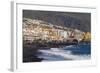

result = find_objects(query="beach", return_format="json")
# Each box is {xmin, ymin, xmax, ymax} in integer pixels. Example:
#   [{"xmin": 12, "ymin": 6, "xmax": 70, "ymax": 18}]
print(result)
[{"xmin": 23, "ymin": 42, "xmax": 91, "ymax": 62}]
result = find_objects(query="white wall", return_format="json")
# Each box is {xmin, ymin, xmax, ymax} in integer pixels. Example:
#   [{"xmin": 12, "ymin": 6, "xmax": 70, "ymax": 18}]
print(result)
[{"xmin": 0, "ymin": 0, "xmax": 100, "ymax": 73}]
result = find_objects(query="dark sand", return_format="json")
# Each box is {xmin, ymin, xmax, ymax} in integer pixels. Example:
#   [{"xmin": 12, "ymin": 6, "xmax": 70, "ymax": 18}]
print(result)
[
  {"xmin": 23, "ymin": 45, "xmax": 44, "ymax": 62},
  {"xmin": 23, "ymin": 43, "xmax": 52, "ymax": 63}
]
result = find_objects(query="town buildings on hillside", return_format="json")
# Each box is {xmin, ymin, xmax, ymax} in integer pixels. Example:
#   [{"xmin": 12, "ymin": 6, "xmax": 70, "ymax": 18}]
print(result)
[{"xmin": 23, "ymin": 18, "xmax": 87, "ymax": 43}]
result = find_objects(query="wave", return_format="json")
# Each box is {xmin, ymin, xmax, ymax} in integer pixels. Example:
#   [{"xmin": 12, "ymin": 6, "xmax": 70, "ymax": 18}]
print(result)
[
  {"xmin": 63, "ymin": 45, "xmax": 75, "ymax": 49},
  {"xmin": 38, "ymin": 47, "xmax": 91, "ymax": 61}
]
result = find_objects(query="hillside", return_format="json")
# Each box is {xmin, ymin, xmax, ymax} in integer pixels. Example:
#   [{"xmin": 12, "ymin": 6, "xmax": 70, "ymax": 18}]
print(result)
[{"xmin": 23, "ymin": 10, "xmax": 91, "ymax": 32}]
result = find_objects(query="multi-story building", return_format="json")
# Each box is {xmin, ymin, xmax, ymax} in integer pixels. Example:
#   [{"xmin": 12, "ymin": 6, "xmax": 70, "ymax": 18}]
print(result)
[{"xmin": 23, "ymin": 18, "xmax": 85, "ymax": 43}]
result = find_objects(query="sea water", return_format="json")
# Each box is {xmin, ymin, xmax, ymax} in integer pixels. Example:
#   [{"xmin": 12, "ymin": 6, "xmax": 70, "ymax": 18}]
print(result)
[{"xmin": 37, "ymin": 43, "xmax": 91, "ymax": 61}]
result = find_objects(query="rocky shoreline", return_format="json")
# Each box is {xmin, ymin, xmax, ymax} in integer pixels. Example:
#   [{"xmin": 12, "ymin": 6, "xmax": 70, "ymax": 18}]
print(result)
[{"xmin": 23, "ymin": 41, "xmax": 90, "ymax": 62}]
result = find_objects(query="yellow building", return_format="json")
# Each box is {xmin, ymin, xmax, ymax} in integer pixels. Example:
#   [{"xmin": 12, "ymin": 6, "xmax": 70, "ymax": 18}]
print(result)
[{"xmin": 82, "ymin": 32, "xmax": 91, "ymax": 41}]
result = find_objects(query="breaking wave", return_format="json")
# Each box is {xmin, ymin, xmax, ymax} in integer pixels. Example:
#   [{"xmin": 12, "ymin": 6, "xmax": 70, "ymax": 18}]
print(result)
[{"xmin": 37, "ymin": 44, "xmax": 91, "ymax": 61}]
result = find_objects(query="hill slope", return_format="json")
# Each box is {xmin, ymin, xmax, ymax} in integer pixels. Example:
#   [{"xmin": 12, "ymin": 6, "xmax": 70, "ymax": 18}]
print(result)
[{"xmin": 23, "ymin": 10, "xmax": 91, "ymax": 32}]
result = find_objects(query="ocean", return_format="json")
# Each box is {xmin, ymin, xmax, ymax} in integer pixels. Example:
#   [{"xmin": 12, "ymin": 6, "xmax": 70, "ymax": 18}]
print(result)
[{"xmin": 36, "ymin": 43, "xmax": 91, "ymax": 61}]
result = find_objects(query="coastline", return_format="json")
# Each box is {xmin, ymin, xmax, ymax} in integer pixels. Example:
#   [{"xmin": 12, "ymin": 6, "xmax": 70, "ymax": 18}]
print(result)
[{"xmin": 23, "ymin": 41, "xmax": 90, "ymax": 62}]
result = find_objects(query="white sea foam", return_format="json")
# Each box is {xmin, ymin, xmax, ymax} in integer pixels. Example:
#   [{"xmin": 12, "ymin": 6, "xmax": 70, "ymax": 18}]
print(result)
[
  {"xmin": 50, "ymin": 48, "xmax": 61, "ymax": 51},
  {"xmin": 62, "ymin": 45, "xmax": 78, "ymax": 50},
  {"xmin": 64, "ymin": 45, "xmax": 74, "ymax": 48},
  {"xmin": 38, "ymin": 48, "xmax": 90, "ymax": 61}
]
